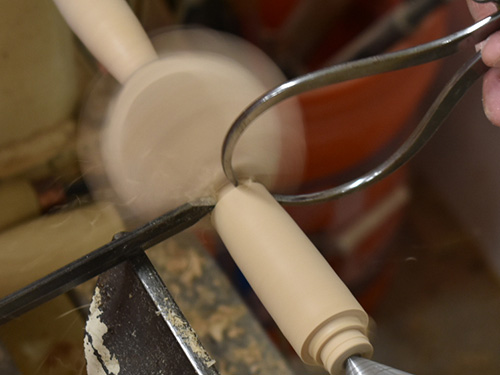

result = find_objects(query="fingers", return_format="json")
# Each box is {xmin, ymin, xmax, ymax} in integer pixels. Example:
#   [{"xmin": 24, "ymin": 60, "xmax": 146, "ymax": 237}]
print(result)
[
  {"xmin": 466, "ymin": 0, "xmax": 498, "ymax": 21},
  {"xmin": 466, "ymin": 1, "xmax": 500, "ymax": 68},
  {"xmin": 466, "ymin": 1, "xmax": 500, "ymax": 125},
  {"xmin": 482, "ymin": 30, "xmax": 500, "ymax": 67},
  {"xmin": 482, "ymin": 67, "xmax": 500, "ymax": 126}
]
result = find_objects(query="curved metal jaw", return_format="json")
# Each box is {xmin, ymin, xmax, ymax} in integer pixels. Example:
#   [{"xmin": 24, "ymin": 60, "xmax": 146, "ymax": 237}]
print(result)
[{"xmin": 221, "ymin": 9, "xmax": 500, "ymax": 205}]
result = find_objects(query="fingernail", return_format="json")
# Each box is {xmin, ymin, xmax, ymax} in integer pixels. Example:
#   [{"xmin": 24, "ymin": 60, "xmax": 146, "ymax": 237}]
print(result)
[{"xmin": 476, "ymin": 38, "xmax": 488, "ymax": 52}]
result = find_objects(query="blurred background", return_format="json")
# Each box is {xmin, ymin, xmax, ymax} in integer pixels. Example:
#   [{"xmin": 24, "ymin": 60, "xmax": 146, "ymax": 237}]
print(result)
[{"xmin": 1, "ymin": 0, "xmax": 500, "ymax": 374}]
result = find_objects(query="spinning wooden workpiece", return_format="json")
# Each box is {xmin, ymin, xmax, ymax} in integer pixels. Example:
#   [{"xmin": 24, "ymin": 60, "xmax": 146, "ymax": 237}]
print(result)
[{"xmin": 53, "ymin": 0, "xmax": 372, "ymax": 373}]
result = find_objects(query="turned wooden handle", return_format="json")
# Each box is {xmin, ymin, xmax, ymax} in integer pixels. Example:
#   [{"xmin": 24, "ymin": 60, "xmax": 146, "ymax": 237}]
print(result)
[{"xmin": 53, "ymin": 0, "xmax": 158, "ymax": 83}]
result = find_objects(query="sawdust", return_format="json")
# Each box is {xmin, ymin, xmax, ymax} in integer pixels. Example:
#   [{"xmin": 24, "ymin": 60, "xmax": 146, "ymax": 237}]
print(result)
[
  {"xmin": 180, "ymin": 250, "xmax": 204, "ymax": 285},
  {"xmin": 207, "ymin": 305, "xmax": 246, "ymax": 343},
  {"xmin": 165, "ymin": 309, "xmax": 216, "ymax": 368},
  {"xmin": 195, "ymin": 283, "xmax": 217, "ymax": 305},
  {"xmin": 154, "ymin": 244, "xmax": 204, "ymax": 286},
  {"xmin": 185, "ymin": 304, "xmax": 246, "ymax": 343},
  {"xmin": 233, "ymin": 340, "xmax": 263, "ymax": 369},
  {"xmin": 148, "ymin": 235, "xmax": 297, "ymax": 375}
]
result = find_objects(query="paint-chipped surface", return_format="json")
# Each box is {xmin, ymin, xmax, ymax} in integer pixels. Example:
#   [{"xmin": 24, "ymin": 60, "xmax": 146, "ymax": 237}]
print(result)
[
  {"xmin": 73, "ymin": 232, "xmax": 294, "ymax": 374},
  {"xmin": 84, "ymin": 253, "xmax": 219, "ymax": 375},
  {"xmin": 84, "ymin": 286, "xmax": 121, "ymax": 375}
]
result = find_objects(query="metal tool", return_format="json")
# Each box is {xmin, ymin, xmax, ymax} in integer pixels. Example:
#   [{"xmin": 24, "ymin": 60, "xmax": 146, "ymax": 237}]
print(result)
[
  {"xmin": 6, "ymin": 1, "xmax": 497, "ymax": 323},
  {"xmin": 2, "ymin": 2, "xmax": 500, "ymax": 374},
  {"xmin": 85, "ymin": 251, "xmax": 219, "ymax": 375},
  {"xmin": 221, "ymin": 7, "xmax": 500, "ymax": 205},
  {"xmin": 0, "ymin": 200, "xmax": 214, "ymax": 324},
  {"xmin": 346, "ymin": 356, "xmax": 412, "ymax": 375}
]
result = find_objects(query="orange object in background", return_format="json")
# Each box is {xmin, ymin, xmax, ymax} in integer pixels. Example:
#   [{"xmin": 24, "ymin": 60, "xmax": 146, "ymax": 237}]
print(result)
[
  {"xmin": 229, "ymin": 3, "xmax": 452, "ymax": 362},
  {"xmin": 251, "ymin": 0, "xmax": 449, "ymax": 307},
  {"xmin": 198, "ymin": 0, "xmax": 450, "ymax": 341},
  {"xmin": 299, "ymin": 10, "xmax": 448, "ymax": 182},
  {"xmin": 198, "ymin": 2, "xmax": 451, "ymax": 365},
  {"xmin": 291, "ymin": 9, "xmax": 447, "ymax": 288}
]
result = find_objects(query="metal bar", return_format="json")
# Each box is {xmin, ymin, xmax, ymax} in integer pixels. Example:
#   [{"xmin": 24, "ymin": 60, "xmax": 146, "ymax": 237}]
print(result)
[
  {"xmin": 130, "ymin": 252, "xmax": 220, "ymax": 375},
  {"xmin": 0, "ymin": 202, "xmax": 213, "ymax": 324},
  {"xmin": 221, "ymin": 11, "xmax": 500, "ymax": 197},
  {"xmin": 273, "ymin": 51, "xmax": 487, "ymax": 204}
]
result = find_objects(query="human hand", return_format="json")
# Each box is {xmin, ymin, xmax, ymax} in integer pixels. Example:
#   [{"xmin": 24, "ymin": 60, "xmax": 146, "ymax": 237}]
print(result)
[{"xmin": 467, "ymin": 0, "xmax": 500, "ymax": 125}]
